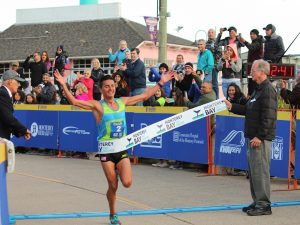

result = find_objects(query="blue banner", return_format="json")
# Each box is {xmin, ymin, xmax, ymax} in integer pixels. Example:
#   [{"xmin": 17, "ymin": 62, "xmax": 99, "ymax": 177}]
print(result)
[
  {"xmin": 294, "ymin": 111, "xmax": 300, "ymax": 178},
  {"xmin": 59, "ymin": 111, "xmax": 98, "ymax": 152},
  {"xmin": 214, "ymin": 112, "xmax": 291, "ymax": 178},
  {"xmin": 12, "ymin": 110, "xmax": 59, "ymax": 149},
  {"xmin": 133, "ymin": 113, "xmax": 208, "ymax": 164},
  {"xmin": 214, "ymin": 115, "xmax": 248, "ymax": 170}
]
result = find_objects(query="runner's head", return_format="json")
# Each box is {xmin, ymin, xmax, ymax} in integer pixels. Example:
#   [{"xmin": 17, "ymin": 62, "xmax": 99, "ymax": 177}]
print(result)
[{"xmin": 100, "ymin": 75, "xmax": 115, "ymax": 98}]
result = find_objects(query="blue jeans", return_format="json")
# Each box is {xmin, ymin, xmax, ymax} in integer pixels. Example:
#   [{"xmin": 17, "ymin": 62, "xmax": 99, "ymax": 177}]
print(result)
[
  {"xmin": 222, "ymin": 78, "xmax": 241, "ymax": 98},
  {"xmin": 130, "ymin": 88, "xmax": 146, "ymax": 106}
]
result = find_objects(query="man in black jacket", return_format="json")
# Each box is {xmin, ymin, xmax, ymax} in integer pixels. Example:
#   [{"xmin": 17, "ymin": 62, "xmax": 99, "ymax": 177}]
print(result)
[
  {"xmin": 225, "ymin": 59, "xmax": 277, "ymax": 216},
  {"xmin": 263, "ymin": 24, "xmax": 285, "ymax": 63},
  {"xmin": 23, "ymin": 52, "xmax": 48, "ymax": 87},
  {"xmin": 0, "ymin": 70, "xmax": 31, "ymax": 140},
  {"xmin": 120, "ymin": 48, "xmax": 146, "ymax": 106},
  {"xmin": 240, "ymin": 29, "xmax": 264, "ymax": 96}
]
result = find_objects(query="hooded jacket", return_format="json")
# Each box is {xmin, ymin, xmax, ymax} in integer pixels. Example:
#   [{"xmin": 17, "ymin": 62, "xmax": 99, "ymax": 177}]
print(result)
[
  {"xmin": 263, "ymin": 25, "xmax": 285, "ymax": 63},
  {"xmin": 217, "ymin": 43, "xmax": 242, "ymax": 79}
]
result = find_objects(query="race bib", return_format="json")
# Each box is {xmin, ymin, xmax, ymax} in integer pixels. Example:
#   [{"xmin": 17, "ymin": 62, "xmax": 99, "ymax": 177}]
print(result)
[{"xmin": 110, "ymin": 121, "xmax": 124, "ymax": 138}]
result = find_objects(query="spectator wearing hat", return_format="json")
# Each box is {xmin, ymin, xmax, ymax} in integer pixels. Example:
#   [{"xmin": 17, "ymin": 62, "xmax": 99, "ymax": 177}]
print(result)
[
  {"xmin": 23, "ymin": 52, "xmax": 48, "ymax": 88},
  {"xmin": 148, "ymin": 63, "xmax": 171, "ymax": 97},
  {"xmin": 216, "ymin": 26, "xmax": 245, "ymax": 57},
  {"xmin": 175, "ymin": 62, "xmax": 202, "ymax": 102},
  {"xmin": 239, "ymin": 29, "xmax": 264, "ymax": 96},
  {"xmin": 263, "ymin": 24, "xmax": 285, "ymax": 63},
  {"xmin": 0, "ymin": 70, "xmax": 31, "ymax": 140}
]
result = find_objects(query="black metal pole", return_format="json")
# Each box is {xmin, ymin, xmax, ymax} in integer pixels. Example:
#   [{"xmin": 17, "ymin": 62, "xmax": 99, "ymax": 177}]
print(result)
[{"xmin": 277, "ymin": 32, "xmax": 300, "ymax": 63}]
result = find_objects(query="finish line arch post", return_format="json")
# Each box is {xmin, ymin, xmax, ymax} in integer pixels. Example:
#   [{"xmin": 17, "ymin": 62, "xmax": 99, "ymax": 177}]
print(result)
[{"xmin": 214, "ymin": 111, "xmax": 292, "ymax": 182}]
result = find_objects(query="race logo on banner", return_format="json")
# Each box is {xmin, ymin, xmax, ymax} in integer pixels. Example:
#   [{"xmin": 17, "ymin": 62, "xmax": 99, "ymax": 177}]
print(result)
[
  {"xmin": 220, "ymin": 130, "xmax": 245, "ymax": 154},
  {"xmin": 271, "ymin": 136, "xmax": 284, "ymax": 160},
  {"xmin": 30, "ymin": 122, "xmax": 54, "ymax": 137},
  {"xmin": 140, "ymin": 123, "xmax": 162, "ymax": 148},
  {"xmin": 144, "ymin": 16, "xmax": 159, "ymax": 44}
]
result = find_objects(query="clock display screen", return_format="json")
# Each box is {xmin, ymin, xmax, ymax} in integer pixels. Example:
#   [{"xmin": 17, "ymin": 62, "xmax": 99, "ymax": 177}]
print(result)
[{"xmin": 246, "ymin": 64, "xmax": 295, "ymax": 79}]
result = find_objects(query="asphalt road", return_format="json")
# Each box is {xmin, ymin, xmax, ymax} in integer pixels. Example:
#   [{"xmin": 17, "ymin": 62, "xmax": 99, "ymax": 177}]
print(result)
[{"xmin": 6, "ymin": 154, "xmax": 300, "ymax": 225}]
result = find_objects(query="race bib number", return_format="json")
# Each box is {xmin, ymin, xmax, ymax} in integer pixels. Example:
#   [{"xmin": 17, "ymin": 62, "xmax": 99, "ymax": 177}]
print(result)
[{"xmin": 110, "ymin": 121, "xmax": 124, "ymax": 138}]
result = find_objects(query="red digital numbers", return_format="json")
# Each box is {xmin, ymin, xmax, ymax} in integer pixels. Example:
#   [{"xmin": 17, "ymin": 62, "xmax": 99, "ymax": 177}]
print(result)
[{"xmin": 270, "ymin": 65, "xmax": 277, "ymax": 76}]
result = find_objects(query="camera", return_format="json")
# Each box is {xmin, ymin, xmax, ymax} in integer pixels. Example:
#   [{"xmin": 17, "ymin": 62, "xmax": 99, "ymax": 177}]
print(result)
[{"xmin": 223, "ymin": 27, "xmax": 227, "ymax": 31}]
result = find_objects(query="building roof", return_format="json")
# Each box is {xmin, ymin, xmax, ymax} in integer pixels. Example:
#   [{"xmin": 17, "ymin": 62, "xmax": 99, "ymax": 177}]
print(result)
[{"xmin": 0, "ymin": 18, "xmax": 193, "ymax": 62}]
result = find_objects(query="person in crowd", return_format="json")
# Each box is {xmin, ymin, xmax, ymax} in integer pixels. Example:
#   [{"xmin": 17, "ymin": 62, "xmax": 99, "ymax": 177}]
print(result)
[
  {"xmin": 54, "ymin": 68, "xmax": 174, "ymax": 225},
  {"xmin": 120, "ymin": 48, "xmax": 146, "ymax": 105},
  {"xmin": 41, "ymin": 50, "xmax": 52, "ymax": 72},
  {"xmin": 122, "ymin": 50, "xmax": 132, "ymax": 68},
  {"xmin": 13, "ymin": 89, "xmax": 25, "ymax": 104},
  {"xmin": 171, "ymin": 54, "xmax": 185, "ymax": 90},
  {"xmin": 23, "ymin": 52, "xmax": 48, "ymax": 87},
  {"xmin": 217, "ymin": 44, "xmax": 242, "ymax": 97},
  {"xmin": 143, "ymin": 87, "xmax": 166, "ymax": 107},
  {"xmin": 60, "ymin": 84, "xmax": 71, "ymax": 105},
  {"xmin": 239, "ymin": 29, "xmax": 264, "ymax": 96},
  {"xmin": 175, "ymin": 62, "xmax": 202, "ymax": 103},
  {"xmin": 184, "ymin": 81, "xmax": 216, "ymax": 109},
  {"xmin": 25, "ymin": 93, "xmax": 37, "ymax": 104},
  {"xmin": 114, "ymin": 74, "xmax": 127, "ymax": 98},
  {"xmin": 108, "ymin": 40, "xmax": 130, "ymax": 69},
  {"xmin": 53, "ymin": 45, "xmax": 68, "ymax": 74},
  {"xmin": 279, "ymin": 69, "xmax": 300, "ymax": 109},
  {"xmin": 0, "ymin": 70, "xmax": 31, "ymax": 140},
  {"xmin": 32, "ymin": 73, "xmax": 56, "ymax": 104},
  {"xmin": 91, "ymin": 58, "xmax": 105, "ymax": 100},
  {"xmin": 74, "ymin": 82, "xmax": 89, "ymax": 101},
  {"xmin": 225, "ymin": 59, "xmax": 277, "ymax": 216},
  {"xmin": 73, "ymin": 69, "xmax": 94, "ymax": 100},
  {"xmin": 149, "ymin": 63, "xmax": 171, "ymax": 97},
  {"xmin": 10, "ymin": 61, "xmax": 30, "ymax": 94},
  {"xmin": 206, "ymin": 28, "xmax": 222, "ymax": 98},
  {"xmin": 197, "ymin": 39, "xmax": 214, "ymax": 82},
  {"xmin": 263, "ymin": 24, "xmax": 285, "ymax": 63},
  {"xmin": 216, "ymin": 26, "xmax": 245, "ymax": 57},
  {"xmin": 226, "ymin": 82, "xmax": 248, "ymax": 105}
]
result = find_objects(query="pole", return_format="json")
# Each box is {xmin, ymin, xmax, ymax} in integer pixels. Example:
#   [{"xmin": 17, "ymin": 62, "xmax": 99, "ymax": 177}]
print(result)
[{"xmin": 158, "ymin": 0, "xmax": 167, "ymax": 63}]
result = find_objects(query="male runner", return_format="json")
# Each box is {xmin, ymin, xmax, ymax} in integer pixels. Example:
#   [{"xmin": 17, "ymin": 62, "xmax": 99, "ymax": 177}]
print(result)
[{"xmin": 54, "ymin": 69, "xmax": 174, "ymax": 225}]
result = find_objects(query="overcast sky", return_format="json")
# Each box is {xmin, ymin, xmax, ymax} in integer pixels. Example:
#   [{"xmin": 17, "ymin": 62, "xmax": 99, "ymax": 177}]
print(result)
[{"xmin": 0, "ymin": 0, "xmax": 299, "ymax": 54}]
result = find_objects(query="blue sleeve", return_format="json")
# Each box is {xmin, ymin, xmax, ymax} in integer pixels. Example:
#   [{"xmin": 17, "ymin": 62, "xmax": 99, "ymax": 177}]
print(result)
[
  {"xmin": 148, "ymin": 67, "xmax": 161, "ymax": 82},
  {"xmin": 108, "ymin": 50, "xmax": 118, "ymax": 62}
]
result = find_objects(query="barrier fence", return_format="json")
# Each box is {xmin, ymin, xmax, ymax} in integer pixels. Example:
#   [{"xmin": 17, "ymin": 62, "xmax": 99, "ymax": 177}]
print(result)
[
  {"xmin": 214, "ymin": 111, "xmax": 292, "ymax": 179},
  {"xmin": 294, "ymin": 111, "xmax": 300, "ymax": 179},
  {"xmin": 10, "ymin": 106, "xmax": 299, "ymax": 181}
]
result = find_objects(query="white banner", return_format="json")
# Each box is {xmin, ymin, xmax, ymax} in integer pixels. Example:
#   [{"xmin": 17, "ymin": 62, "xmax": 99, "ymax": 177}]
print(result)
[{"xmin": 98, "ymin": 99, "xmax": 226, "ymax": 154}]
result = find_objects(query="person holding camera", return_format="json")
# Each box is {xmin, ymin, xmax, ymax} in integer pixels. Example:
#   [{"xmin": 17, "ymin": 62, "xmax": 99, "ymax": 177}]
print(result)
[
  {"xmin": 217, "ymin": 44, "xmax": 242, "ymax": 97},
  {"xmin": 216, "ymin": 26, "xmax": 245, "ymax": 58},
  {"xmin": 23, "ymin": 52, "xmax": 48, "ymax": 88}
]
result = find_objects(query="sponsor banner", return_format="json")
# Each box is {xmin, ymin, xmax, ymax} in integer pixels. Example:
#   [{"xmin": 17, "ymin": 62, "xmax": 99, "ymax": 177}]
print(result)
[
  {"xmin": 12, "ymin": 110, "xmax": 59, "ymax": 149},
  {"xmin": 133, "ymin": 114, "xmax": 208, "ymax": 163},
  {"xmin": 214, "ymin": 112, "xmax": 291, "ymax": 178},
  {"xmin": 214, "ymin": 116, "xmax": 248, "ymax": 170},
  {"xmin": 98, "ymin": 99, "xmax": 226, "ymax": 154},
  {"xmin": 144, "ymin": 16, "xmax": 159, "ymax": 44},
  {"xmin": 294, "ymin": 111, "xmax": 300, "ymax": 178},
  {"xmin": 59, "ymin": 111, "xmax": 98, "ymax": 152}
]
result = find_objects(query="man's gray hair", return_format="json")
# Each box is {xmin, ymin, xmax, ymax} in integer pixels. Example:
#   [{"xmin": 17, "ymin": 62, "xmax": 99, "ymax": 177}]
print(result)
[
  {"xmin": 253, "ymin": 59, "xmax": 270, "ymax": 75},
  {"xmin": 198, "ymin": 39, "xmax": 206, "ymax": 44}
]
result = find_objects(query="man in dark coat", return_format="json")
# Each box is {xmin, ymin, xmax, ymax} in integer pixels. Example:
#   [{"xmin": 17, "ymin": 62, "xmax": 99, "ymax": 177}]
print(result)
[
  {"xmin": 225, "ymin": 59, "xmax": 277, "ymax": 216},
  {"xmin": 0, "ymin": 70, "xmax": 31, "ymax": 140},
  {"xmin": 263, "ymin": 24, "xmax": 285, "ymax": 63}
]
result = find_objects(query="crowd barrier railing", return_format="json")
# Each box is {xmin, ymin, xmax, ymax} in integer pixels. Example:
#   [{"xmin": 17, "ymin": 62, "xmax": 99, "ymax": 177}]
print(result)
[
  {"xmin": 294, "ymin": 111, "xmax": 300, "ymax": 181},
  {"xmin": 214, "ymin": 110, "xmax": 294, "ymax": 186}
]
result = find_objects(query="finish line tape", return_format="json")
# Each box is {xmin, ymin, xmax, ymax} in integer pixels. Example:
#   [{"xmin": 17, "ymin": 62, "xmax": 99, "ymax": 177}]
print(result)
[
  {"xmin": 11, "ymin": 200, "xmax": 300, "ymax": 220},
  {"xmin": 98, "ymin": 98, "xmax": 227, "ymax": 154}
]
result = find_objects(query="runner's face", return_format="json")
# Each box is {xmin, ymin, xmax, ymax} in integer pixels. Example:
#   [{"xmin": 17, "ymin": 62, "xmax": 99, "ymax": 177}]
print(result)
[{"xmin": 101, "ymin": 80, "xmax": 116, "ymax": 98}]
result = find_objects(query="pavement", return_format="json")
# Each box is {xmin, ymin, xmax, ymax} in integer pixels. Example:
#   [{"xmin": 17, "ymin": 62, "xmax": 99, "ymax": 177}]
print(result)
[{"xmin": 6, "ymin": 154, "xmax": 300, "ymax": 225}]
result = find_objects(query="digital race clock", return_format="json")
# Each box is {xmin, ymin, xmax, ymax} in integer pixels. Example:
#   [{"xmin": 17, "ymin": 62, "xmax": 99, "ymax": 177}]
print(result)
[{"xmin": 246, "ymin": 63, "xmax": 295, "ymax": 79}]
